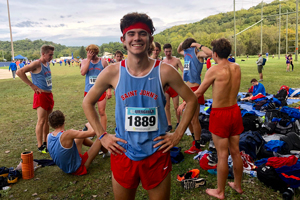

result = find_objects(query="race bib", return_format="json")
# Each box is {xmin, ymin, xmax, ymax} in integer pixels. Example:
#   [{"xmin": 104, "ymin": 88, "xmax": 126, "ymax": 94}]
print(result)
[
  {"xmin": 89, "ymin": 76, "xmax": 97, "ymax": 85},
  {"xmin": 184, "ymin": 61, "xmax": 190, "ymax": 71},
  {"xmin": 125, "ymin": 107, "xmax": 158, "ymax": 132},
  {"xmin": 45, "ymin": 76, "xmax": 52, "ymax": 87}
]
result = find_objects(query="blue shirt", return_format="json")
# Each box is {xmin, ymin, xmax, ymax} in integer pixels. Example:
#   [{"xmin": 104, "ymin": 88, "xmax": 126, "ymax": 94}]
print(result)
[
  {"xmin": 9, "ymin": 62, "xmax": 17, "ymax": 71},
  {"xmin": 266, "ymin": 53, "xmax": 269, "ymax": 56},
  {"xmin": 114, "ymin": 60, "xmax": 168, "ymax": 161},
  {"xmin": 252, "ymin": 83, "xmax": 266, "ymax": 96},
  {"xmin": 84, "ymin": 59, "xmax": 104, "ymax": 92},
  {"xmin": 48, "ymin": 131, "xmax": 82, "ymax": 174},
  {"xmin": 19, "ymin": 63, "xmax": 25, "ymax": 68},
  {"xmin": 228, "ymin": 57, "xmax": 235, "ymax": 62},
  {"xmin": 183, "ymin": 47, "xmax": 203, "ymax": 85},
  {"xmin": 31, "ymin": 61, "xmax": 52, "ymax": 91}
]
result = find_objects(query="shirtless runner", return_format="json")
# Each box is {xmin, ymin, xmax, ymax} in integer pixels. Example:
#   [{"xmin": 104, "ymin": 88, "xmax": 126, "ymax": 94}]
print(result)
[
  {"xmin": 162, "ymin": 43, "xmax": 184, "ymax": 132},
  {"xmin": 180, "ymin": 38, "xmax": 244, "ymax": 199}
]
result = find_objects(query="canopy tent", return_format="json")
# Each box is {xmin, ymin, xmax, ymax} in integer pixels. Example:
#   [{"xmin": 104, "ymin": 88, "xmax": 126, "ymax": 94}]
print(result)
[{"xmin": 14, "ymin": 55, "xmax": 27, "ymax": 60}]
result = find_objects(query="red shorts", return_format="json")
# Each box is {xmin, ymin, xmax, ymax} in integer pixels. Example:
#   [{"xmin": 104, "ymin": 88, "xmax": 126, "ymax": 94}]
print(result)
[
  {"xmin": 209, "ymin": 104, "xmax": 244, "ymax": 138},
  {"xmin": 33, "ymin": 92, "xmax": 54, "ymax": 111},
  {"xmin": 190, "ymin": 86, "xmax": 205, "ymax": 105},
  {"xmin": 111, "ymin": 151, "xmax": 172, "ymax": 190},
  {"xmin": 71, "ymin": 152, "xmax": 88, "ymax": 176},
  {"xmin": 165, "ymin": 86, "xmax": 178, "ymax": 98},
  {"xmin": 84, "ymin": 91, "xmax": 106, "ymax": 102}
]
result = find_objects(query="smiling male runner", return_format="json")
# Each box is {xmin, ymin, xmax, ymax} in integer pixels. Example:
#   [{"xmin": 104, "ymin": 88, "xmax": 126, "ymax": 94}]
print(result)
[{"xmin": 82, "ymin": 12, "xmax": 197, "ymax": 200}]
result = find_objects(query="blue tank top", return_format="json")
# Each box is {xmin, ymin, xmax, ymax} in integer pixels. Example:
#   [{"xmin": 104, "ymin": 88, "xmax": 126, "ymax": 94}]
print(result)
[
  {"xmin": 114, "ymin": 59, "xmax": 168, "ymax": 161},
  {"xmin": 47, "ymin": 131, "xmax": 82, "ymax": 174},
  {"xmin": 84, "ymin": 59, "xmax": 104, "ymax": 92},
  {"xmin": 31, "ymin": 61, "xmax": 52, "ymax": 91},
  {"xmin": 183, "ymin": 47, "xmax": 203, "ymax": 85}
]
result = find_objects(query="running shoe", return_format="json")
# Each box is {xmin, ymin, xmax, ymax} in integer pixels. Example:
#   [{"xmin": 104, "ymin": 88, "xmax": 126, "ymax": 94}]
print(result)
[
  {"xmin": 38, "ymin": 145, "xmax": 48, "ymax": 154},
  {"xmin": 7, "ymin": 170, "xmax": 22, "ymax": 184},
  {"xmin": 181, "ymin": 178, "xmax": 206, "ymax": 189},
  {"xmin": 103, "ymin": 151, "xmax": 111, "ymax": 158},
  {"xmin": 177, "ymin": 169, "xmax": 200, "ymax": 182},
  {"xmin": 0, "ymin": 167, "xmax": 9, "ymax": 178},
  {"xmin": 166, "ymin": 125, "xmax": 172, "ymax": 132},
  {"xmin": 199, "ymin": 139, "xmax": 206, "ymax": 147},
  {"xmin": 207, "ymin": 152, "xmax": 218, "ymax": 166},
  {"xmin": 184, "ymin": 141, "xmax": 201, "ymax": 154}
]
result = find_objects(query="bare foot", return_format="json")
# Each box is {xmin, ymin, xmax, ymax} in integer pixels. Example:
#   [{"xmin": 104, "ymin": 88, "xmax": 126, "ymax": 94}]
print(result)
[
  {"xmin": 206, "ymin": 188, "xmax": 225, "ymax": 200},
  {"xmin": 228, "ymin": 182, "xmax": 243, "ymax": 194}
]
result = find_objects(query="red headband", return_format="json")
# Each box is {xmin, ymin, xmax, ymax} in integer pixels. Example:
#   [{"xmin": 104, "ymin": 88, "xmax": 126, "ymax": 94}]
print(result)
[{"xmin": 122, "ymin": 22, "xmax": 152, "ymax": 35}]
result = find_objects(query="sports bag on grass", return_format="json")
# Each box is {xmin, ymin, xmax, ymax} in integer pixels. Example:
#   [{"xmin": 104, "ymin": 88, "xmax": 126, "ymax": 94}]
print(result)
[{"xmin": 239, "ymin": 131, "xmax": 265, "ymax": 159}]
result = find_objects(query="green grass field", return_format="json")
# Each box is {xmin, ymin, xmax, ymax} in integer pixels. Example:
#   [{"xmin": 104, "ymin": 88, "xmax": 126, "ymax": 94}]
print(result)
[{"xmin": 0, "ymin": 57, "xmax": 299, "ymax": 199}]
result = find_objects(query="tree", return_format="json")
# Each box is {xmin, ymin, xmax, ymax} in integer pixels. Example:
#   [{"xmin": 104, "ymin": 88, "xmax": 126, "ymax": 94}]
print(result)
[
  {"xmin": 79, "ymin": 46, "xmax": 86, "ymax": 58},
  {"xmin": 4, "ymin": 51, "xmax": 12, "ymax": 61}
]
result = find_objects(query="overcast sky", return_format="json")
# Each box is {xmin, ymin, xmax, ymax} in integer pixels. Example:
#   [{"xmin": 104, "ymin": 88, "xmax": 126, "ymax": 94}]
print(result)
[{"xmin": 0, "ymin": 0, "xmax": 275, "ymax": 46}]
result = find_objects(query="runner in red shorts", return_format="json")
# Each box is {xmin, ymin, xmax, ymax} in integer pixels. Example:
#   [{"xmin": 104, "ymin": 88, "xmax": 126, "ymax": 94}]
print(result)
[
  {"xmin": 17, "ymin": 45, "xmax": 55, "ymax": 153},
  {"xmin": 193, "ymin": 38, "xmax": 244, "ymax": 199},
  {"xmin": 47, "ymin": 110, "xmax": 106, "ymax": 176},
  {"xmin": 162, "ymin": 43, "xmax": 184, "ymax": 132},
  {"xmin": 81, "ymin": 44, "xmax": 111, "ymax": 131},
  {"xmin": 82, "ymin": 12, "xmax": 197, "ymax": 200}
]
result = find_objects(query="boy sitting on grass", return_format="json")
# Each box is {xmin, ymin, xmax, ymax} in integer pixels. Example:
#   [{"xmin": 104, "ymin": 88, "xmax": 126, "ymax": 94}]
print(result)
[{"xmin": 47, "ymin": 110, "xmax": 105, "ymax": 175}]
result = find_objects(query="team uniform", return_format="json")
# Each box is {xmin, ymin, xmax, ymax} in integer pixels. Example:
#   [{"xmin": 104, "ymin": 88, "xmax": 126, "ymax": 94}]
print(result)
[
  {"xmin": 111, "ymin": 59, "xmax": 171, "ymax": 190},
  {"xmin": 165, "ymin": 86, "xmax": 178, "ymax": 98},
  {"xmin": 84, "ymin": 59, "xmax": 106, "ymax": 101},
  {"xmin": 209, "ymin": 104, "xmax": 244, "ymax": 138},
  {"xmin": 31, "ymin": 61, "xmax": 54, "ymax": 110},
  {"xmin": 183, "ymin": 47, "xmax": 205, "ymax": 104},
  {"xmin": 47, "ymin": 131, "xmax": 89, "ymax": 175}
]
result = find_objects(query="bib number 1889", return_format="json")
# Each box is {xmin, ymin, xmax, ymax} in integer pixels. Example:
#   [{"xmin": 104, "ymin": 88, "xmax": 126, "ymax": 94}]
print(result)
[{"xmin": 127, "ymin": 116, "xmax": 156, "ymax": 127}]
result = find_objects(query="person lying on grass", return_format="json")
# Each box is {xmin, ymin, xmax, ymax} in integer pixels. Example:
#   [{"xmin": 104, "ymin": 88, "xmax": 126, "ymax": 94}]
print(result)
[{"xmin": 47, "ymin": 110, "xmax": 107, "ymax": 175}]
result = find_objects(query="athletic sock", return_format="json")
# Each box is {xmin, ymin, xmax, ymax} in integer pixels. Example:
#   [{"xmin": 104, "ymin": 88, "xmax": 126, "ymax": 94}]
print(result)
[
  {"xmin": 191, "ymin": 133, "xmax": 195, "ymax": 141},
  {"xmin": 43, "ymin": 142, "xmax": 47, "ymax": 146},
  {"xmin": 195, "ymin": 140, "xmax": 201, "ymax": 149}
]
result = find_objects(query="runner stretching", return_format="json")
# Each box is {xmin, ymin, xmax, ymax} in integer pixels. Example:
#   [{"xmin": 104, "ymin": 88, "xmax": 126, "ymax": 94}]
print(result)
[
  {"xmin": 82, "ymin": 12, "xmax": 197, "ymax": 200},
  {"xmin": 81, "ymin": 44, "xmax": 111, "ymax": 130},
  {"xmin": 16, "ymin": 45, "xmax": 55, "ymax": 153},
  {"xmin": 47, "ymin": 110, "xmax": 103, "ymax": 175},
  {"xmin": 177, "ymin": 38, "xmax": 212, "ymax": 154},
  {"xmin": 162, "ymin": 43, "xmax": 184, "ymax": 132},
  {"xmin": 180, "ymin": 38, "xmax": 244, "ymax": 199}
]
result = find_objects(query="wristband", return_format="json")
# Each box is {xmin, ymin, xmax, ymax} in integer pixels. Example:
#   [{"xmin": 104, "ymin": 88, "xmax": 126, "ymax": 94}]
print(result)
[
  {"xmin": 200, "ymin": 45, "xmax": 203, "ymax": 49},
  {"xmin": 99, "ymin": 132, "xmax": 107, "ymax": 140}
]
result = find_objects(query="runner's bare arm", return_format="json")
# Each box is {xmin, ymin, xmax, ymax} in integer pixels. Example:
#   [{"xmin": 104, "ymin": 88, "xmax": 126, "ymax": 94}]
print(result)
[
  {"xmin": 102, "ymin": 58, "xmax": 112, "ymax": 99},
  {"xmin": 82, "ymin": 64, "xmax": 127, "ymax": 155},
  {"xmin": 80, "ymin": 51, "xmax": 94, "ymax": 75},
  {"xmin": 177, "ymin": 58, "xmax": 184, "ymax": 72},
  {"xmin": 190, "ymin": 43, "xmax": 212, "ymax": 58},
  {"xmin": 153, "ymin": 63, "xmax": 197, "ymax": 153},
  {"xmin": 194, "ymin": 66, "xmax": 216, "ymax": 98},
  {"xmin": 16, "ymin": 61, "xmax": 43, "ymax": 93},
  {"xmin": 177, "ymin": 42, "xmax": 184, "ymax": 55}
]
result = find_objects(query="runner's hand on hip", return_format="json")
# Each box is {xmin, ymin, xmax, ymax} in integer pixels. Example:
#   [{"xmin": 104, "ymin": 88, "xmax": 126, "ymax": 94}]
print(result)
[
  {"xmin": 100, "ymin": 133, "xmax": 127, "ymax": 156},
  {"xmin": 153, "ymin": 132, "xmax": 180, "ymax": 153}
]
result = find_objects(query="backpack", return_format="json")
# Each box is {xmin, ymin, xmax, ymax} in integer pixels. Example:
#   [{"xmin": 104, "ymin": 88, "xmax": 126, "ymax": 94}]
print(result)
[
  {"xmin": 257, "ymin": 163, "xmax": 288, "ymax": 193},
  {"xmin": 262, "ymin": 58, "xmax": 267, "ymax": 66},
  {"xmin": 242, "ymin": 114, "xmax": 262, "ymax": 131},
  {"xmin": 239, "ymin": 131, "xmax": 265, "ymax": 159},
  {"xmin": 274, "ymin": 89, "xmax": 288, "ymax": 106},
  {"xmin": 170, "ymin": 147, "xmax": 184, "ymax": 164}
]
